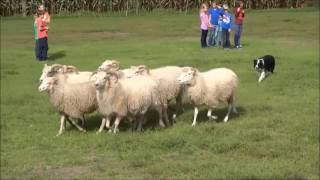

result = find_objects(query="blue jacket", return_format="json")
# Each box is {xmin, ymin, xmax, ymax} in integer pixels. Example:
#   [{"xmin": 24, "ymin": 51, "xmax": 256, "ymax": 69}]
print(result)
[
  {"xmin": 208, "ymin": 7, "xmax": 220, "ymax": 25},
  {"xmin": 221, "ymin": 12, "xmax": 232, "ymax": 30}
]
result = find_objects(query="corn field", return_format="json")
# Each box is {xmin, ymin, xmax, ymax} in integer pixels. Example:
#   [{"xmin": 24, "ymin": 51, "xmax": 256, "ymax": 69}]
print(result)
[{"xmin": 0, "ymin": 0, "xmax": 317, "ymax": 16}]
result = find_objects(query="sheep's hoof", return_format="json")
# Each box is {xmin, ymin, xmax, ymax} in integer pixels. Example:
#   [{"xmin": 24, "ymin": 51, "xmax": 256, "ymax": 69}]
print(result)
[
  {"xmin": 113, "ymin": 129, "xmax": 119, "ymax": 134},
  {"xmin": 223, "ymin": 118, "xmax": 229, "ymax": 122},
  {"xmin": 172, "ymin": 114, "xmax": 177, "ymax": 119},
  {"xmin": 159, "ymin": 122, "xmax": 166, "ymax": 128},
  {"xmin": 210, "ymin": 115, "xmax": 218, "ymax": 120},
  {"xmin": 191, "ymin": 123, "xmax": 196, "ymax": 127},
  {"xmin": 56, "ymin": 133, "xmax": 63, "ymax": 136},
  {"xmin": 108, "ymin": 129, "xmax": 113, "ymax": 133}
]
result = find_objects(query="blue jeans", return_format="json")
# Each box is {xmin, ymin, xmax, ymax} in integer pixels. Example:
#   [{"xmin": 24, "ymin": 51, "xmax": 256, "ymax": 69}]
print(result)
[
  {"xmin": 216, "ymin": 31, "xmax": 223, "ymax": 47},
  {"xmin": 207, "ymin": 25, "xmax": 218, "ymax": 46},
  {"xmin": 38, "ymin": 37, "xmax": 48, "ymax": 61},
  {"xmin": 234, "ymin": 24, "xmax": 243, "ymax": 47},
  {"xmin": 222, "ymin": 29, "xmax": 231, "ymax": 48},
  {"xmin": 35, "ymin": 40, "xmax": 40, "ymax": 60}
]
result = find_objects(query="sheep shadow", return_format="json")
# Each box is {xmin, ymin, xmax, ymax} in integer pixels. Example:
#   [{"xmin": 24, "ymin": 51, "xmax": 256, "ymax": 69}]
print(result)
[
  {"xmin": 82, "ymin": 113, "xmax": 161, "ymax": 133},
  {"xmin": 80, "ymin": 106, "xmax": 246, "ymax": 133},
  {"xmin": 48, "ymin": 50, "xmax": 66, "ymax": 61},
  {"xmin": 199, "ymin": 106, "xmax": 246, "ymax": 123},
  {"xmin": 169, "ymin": 105, "xmax": 246, "ymax": 124}
]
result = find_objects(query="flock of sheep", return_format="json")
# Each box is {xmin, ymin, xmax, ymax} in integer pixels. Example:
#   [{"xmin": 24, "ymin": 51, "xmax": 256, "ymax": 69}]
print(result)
[{"xmin": 38, "ymin": 60, "xmax": 239, "ymax": 136}]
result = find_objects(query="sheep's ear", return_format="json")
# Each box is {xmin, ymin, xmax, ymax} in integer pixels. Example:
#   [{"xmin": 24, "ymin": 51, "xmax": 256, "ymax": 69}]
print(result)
[
  {"xmin": 110, "ymin": 60, "xmax": 120, "ymax": 70},
  {"xmin": 191, "ymin": 67, "xmax": 198, "ymax": 75},
  {"xmin": 182, "ymin": 67, "xmax": 189, "ymax": 72},
  {"xmin": 137, "ymin": 65, "xmax": 148, "ymax": 73},
  {"xmin": 44, "ymin": 63, "xmax": 48, "ymax": 67},
  {"xmin": 108, "ymin": 72, "xmax": 118, "ymax": 84},
  {"xmin": 64, "ymin": 65, "xmax": 79, "ymax": 74},
  {"xmin": 90, "ymin": 71, "xmax": 98, "ymax": 77},
  {"xmin": 51, "ymin": 64, "xmax": 63, "ymax": 72},
  {"xmin": 51, "ymin": 77, "xmax": 58, "ymax": 84}
]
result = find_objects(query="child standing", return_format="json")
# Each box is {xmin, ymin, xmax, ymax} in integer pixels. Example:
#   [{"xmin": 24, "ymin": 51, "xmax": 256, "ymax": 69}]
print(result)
[
  {"xmin": 234, "ymin": 1, "xmax": 245, "ymax": 48},
  {"xmin": 216, "ymin": 15, "xmax": 223, "ymax": 47},
  {"xmin": 33, "ymin": 13, "xmax": 40, "ymax": 60},
  {"xmin": 36, "ymin": 13, "xmax": 48, "ymax": 61},
  {"xmin": 207, "ymin": 1, "xmax": 220, "ymax": 46},
  {"xmin": 37, "ymin": 4, "xmax": 50, "ymax": 61},
  {"xmin": 221, "ymin": 4, "xmax": 232, "ymax": 49},
  {"xmin": 199, "ymin": 3, "xmax": 210, "ymax": 48}
]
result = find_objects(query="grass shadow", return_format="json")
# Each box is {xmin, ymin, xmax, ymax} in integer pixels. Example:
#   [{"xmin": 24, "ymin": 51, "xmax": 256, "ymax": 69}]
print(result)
[{"xmin": 48, "ymin": 50, "xmax": 66, "ymax": 61}]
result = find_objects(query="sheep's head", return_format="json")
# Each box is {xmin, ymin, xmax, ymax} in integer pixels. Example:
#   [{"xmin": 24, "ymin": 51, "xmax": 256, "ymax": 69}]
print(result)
[
  {"xmin": 38, "ymin": 77, "xmax": 57, "ymax": 92},
  {"xmin": 39, "ymin": 64, "xmax": 79, "ymax": 83},
  {"xmin": 177, "ymin": 67, "xmax": 198, "ymax": 86},
  {"xmin": 126, "ymin": 65, "xmax": 150, "ymax": 78},
  {"xmin": 98, "ymin": 59, "xmax": 120, "ymax": 72},
  {"xmin": 94, "ymin": 71, "xmax": 118, "ymax": 89}
]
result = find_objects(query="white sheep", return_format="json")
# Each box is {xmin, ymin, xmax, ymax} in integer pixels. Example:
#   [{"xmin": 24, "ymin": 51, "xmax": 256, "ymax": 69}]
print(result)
[
  {"xmin": 93, "ymin": 71, "xmax": 165, "ymax": 133},
  {"xmin": 127, "ymin": 65, "xmax": 184, "ymax": 122},
  {"xmin": 177, "ymin": 67, "xmax": 239, "ymax": 126},
  {"xmin": 38, "ymin": 74, "xmax": 98, "ymax": 136},
  {"xmin": 97, "ymin": 60, "xmax": 131, "ymax": 78},
  {"xmin": 39, "ymin": 64, "xmax": 93, "ymax": 84}
]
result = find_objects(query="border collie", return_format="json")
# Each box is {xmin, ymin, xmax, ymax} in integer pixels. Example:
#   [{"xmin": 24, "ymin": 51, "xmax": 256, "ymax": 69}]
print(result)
[{"xmin": 253, "ymin": 55, "xmax": 275, "ymax": 82}]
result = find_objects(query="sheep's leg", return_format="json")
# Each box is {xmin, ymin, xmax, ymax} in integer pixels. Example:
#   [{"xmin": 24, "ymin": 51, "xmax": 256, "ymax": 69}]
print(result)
[
  {"xmin": 81, "ymin": 115, "xmax": 86, "ymax": 126},
  {"xmin": 191, "ymin": 107, "xmax": 199, "ymax": 127},
  {"xmin": 105, "ymin": 117, "xmax": 110, "ymax": 129},
  {"xmin": 173, "ymin": 95, "xmax": 183, "ymax": 121},
  {"xmin": 57, "ymin": 115, "xmax": 66, "ymax": 136},
  {"xmin": 79, "ymin": 115, "xmax": 86, "ymax": 128},
  {"xmin": 156, "ymin": 106, "xmax": 166, "ymax": 128},
  {"xmin": 69, "ymin": 118, "xmax": 86, "ymax": 132},
  {"xmin": 207, "ymin": 109, "xmax": 218, "ymax": 120},
  {"xmin": 132, "ymin": 119, "xmax": 139, "ymax": 132},
  {"xmin": 223, "ymin": 103, "xmax": 233, "ymax": 122},
  {"xmin": 113, "ymin": 117, "xmax": 122, "ymax": 134},
  {"xmin": 258, "ymin": 71, "xmax": 266, "ymax": 82},
  {"xmin": 163, "ymin": 106, "xmax": 170, "ymax": 126},
  {"xmin": 97, "ymin": 117, "xmax": 107, "ymax": 133},
  {"xmin": 136, "ymin": 116, "xmax": 144, "ymax": 132}
]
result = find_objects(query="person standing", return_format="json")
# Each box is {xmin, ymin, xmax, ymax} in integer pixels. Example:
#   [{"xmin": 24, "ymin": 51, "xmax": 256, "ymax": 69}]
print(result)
[
  {"xmin": 234, "ymin": 1, "xmax": 245, "ymax": 48},
  {"xmin": 33, "ymin": 13, "xmax": 40, "ymax": 60},
  {"xmin": 216, "ymin": 15, "xmax": 223, "ymax": 47},
  {"xmin": 37, "ymin": 4, "xmax": 50, "ymax": 61},
  {"xmin": 207, "ymin": 1, "xmax": 220, "ymax": 46},
  {"xmin": 221, "ymin": 4, "xmax": 232, "ymax": 49},
  {"xmin": 199, "ymin": 3, "xmax": 210, "ymax": 48}
]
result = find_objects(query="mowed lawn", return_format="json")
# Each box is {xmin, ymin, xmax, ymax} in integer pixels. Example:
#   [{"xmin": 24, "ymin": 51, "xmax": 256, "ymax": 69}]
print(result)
[{"xmin": 1, "ymin": 8, "xmax": 319, "ymax": 179}]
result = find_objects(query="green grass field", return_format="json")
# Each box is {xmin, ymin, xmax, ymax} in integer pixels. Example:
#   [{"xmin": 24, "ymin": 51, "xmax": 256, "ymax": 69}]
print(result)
[{"xmin": 1, "ymin": 8, "xmax": 319, "ymax": 179}]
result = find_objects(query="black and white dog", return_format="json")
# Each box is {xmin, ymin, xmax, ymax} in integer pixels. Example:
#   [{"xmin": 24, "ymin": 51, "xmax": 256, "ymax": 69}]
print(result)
[{"xmin": 253, "ymin": 55, "xmax": 275, "ymax": 82}]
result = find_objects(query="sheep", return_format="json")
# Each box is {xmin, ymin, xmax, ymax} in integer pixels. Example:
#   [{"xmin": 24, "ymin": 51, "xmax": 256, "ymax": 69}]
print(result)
[
  {"xmin": 38, "ymin": 74, "xmax": 98, "ymax": 136},
  {"xmin": 127, "ymin": 65, "xmax": 184, "ymax": 123},
  {"xmin": 93, "ymin": 71, "xmax": 165, "ymax": 133},
  {"xmin": 177, "ymin": 67, "xmax": 239, "ymax": 126},
  {"xmin": 39, "ymin": 64, "xmax": 93, "ymax": 84},
  {"xmin": 97, "ymin": 59, "xmax": 135, "ymax": 79}
]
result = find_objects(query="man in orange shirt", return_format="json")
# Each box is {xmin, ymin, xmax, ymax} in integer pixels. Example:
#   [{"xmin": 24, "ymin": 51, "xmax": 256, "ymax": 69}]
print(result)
[{"xmin": 37, "ymin": 4, "xmax": 50, "ymax": 60}]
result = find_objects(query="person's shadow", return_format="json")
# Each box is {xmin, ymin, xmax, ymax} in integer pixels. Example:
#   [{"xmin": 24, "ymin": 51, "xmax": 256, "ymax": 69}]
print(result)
[{"xmin": 48, "ymin": 50, "xmax": 66, "ymax": 61}]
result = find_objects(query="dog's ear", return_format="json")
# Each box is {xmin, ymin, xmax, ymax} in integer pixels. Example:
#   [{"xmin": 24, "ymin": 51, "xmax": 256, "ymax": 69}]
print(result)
[{"xmin": 253, "ymin": 59, "xmax": 257, "ymax": 68}]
